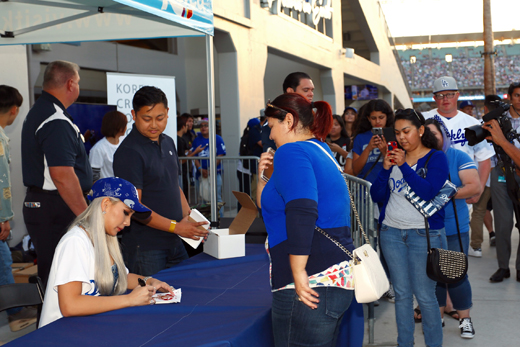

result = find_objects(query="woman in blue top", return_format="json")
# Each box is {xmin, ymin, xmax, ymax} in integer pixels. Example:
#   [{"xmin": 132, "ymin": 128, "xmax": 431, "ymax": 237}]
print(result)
[
  {"xmin": 257, "ymin": 93, "xmax": 356, "ymax": 347},
  {"xmin": 370, "ymin": 109, "xmax": 448, "ymax": 347},
  {"xmin": 352, "ymin": 99, "xmax": 394, "ymax": 183},
  {"xmin": 425, "ymin": 119, "xmax": 481, "ymax": 339}
]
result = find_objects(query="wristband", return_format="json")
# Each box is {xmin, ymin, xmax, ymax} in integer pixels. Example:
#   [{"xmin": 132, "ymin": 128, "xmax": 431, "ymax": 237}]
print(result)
[
  {"xmin": 169, "ymin": 220, "xmax": 177, "ymax": 233},
  {"xmin": 197, "ymin": 166, "xmax": 202, "ymax": 170}
]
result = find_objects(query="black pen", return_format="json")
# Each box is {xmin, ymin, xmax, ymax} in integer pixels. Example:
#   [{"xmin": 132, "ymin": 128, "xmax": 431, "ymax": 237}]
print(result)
[{"xmin": 138, "ymin": 278, "xmax": 146, "ymax": 287}]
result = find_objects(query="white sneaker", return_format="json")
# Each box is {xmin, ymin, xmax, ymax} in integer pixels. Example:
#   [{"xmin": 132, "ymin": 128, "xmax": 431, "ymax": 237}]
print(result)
[
  {"xmin": 383, "ymin": 284, "xmax": 395, "ymax": 303},
  {"xmin": 468, "ymin": 247, "xmax": 482, "ymax": 258},
  {"xmin": 459, "ymin": 317, "xmax": 475, "ymax": 339}
]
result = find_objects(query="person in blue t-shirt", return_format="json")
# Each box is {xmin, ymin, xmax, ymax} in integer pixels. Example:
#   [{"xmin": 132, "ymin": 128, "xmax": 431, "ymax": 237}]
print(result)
[
  {"xmin": 426, "ymin": 119, "xmax": 481, "ymax": 339},
  {"xmin": 191, "ymin": 118, "xmax": 226, "ymax": 216},
  {"xmin": 257, "ymin": 93, "xmax": 360, "ymax": 346},
  {"xmin": 352, "ymin": 99, "xmax": 394, "ymax": 183}
]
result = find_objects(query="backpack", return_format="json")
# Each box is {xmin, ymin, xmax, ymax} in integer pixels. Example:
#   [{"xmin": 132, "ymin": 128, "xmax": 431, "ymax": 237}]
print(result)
[
  {"xmin": 239, "ymin": 124, "xmax": 260, "ymax": 169},
  {"xmin": 239, "ymin": 126, "xmax": 251, "ymax": 157}
]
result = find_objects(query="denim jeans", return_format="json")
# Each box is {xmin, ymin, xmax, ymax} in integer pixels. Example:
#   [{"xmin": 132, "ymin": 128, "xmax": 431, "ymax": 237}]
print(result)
[
  {"xmin": 436, "ymin": 232, "xmax": 472, "ymax": 310},
  {"xmin": 380, "ymin": 224, "xmax": 443, "ymax": 347},
  {"xmin": 272, "ymin": 287, "xmax": 353, "ymax": 347},
  {"xmin": 0, "ymin": 241, "xmax": 20, "ymax": 315},
  {"xmin": 123, "ymin": 245, "xmax": 188, "ymax": 276}
]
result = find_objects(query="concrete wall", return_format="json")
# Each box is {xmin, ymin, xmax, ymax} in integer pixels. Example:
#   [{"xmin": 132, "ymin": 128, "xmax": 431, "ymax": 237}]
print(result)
[{"xmin": 0, "ymin": 45, "xmax": 30, "ymax": 246}]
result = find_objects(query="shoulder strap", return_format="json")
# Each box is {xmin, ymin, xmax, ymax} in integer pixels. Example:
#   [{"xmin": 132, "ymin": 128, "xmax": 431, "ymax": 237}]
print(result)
[
  {"xmin": 423, "ymin": 150, "xmax": 436, "ymax": 170},
  {"xmin": 308, "ymin": 140, "xmax": 342, "ymax": 171}
]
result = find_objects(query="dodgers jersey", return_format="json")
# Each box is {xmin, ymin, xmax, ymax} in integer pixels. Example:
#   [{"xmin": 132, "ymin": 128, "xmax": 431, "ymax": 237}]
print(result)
[{"xmin": 422, "ymin": 109, "xmax": 495, "ymax": 163}]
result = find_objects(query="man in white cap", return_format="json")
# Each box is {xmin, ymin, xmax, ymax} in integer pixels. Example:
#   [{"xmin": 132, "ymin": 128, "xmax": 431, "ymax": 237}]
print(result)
[
  {"xmin": 423, "ymin": 76, "xmax": 495, "ymax": 258},
  {"xmin": 459, "ymin": 100, "xmax": 476, "ymax": 117}
]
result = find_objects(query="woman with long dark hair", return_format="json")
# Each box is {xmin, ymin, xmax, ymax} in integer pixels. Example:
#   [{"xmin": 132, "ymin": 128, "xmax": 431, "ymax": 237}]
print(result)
[
  {"xmin": 342, "ymin": 106, "xmax": 357, "ymax": 150},
  {"xmin": 352, "ymin": 99, "xmax": 394, "ymax": 183},
  {"xmin": 425, "ymin": 118, "xmax": 480, "ymax": 339},
  {"xmin": 257, "ymin": 93, "xmax": 357, "ymax": 346},
  {"xmin": 370, "ymin": 109, "xmax": 448, "ymax": 347},
  {"xmin": 327, "ymin": 115, "xmax": 350, "ymax": 170}
]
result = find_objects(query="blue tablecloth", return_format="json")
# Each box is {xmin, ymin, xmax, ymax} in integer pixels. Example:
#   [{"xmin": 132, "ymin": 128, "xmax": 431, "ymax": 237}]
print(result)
[{"xmin": 7, "ymin": 244, "xmax": 364, "ymax": 346}]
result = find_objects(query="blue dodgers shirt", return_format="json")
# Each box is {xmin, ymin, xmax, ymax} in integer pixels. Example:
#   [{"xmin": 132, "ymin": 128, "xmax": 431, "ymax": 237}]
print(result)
[
  {"xmin": 444, "ymin": 148, "xmax": 477, "ymax": 236},
  {"xmin": 261, "ymin": 139, "xmax": 353, "ymax": 290},
  {"xmin": 352, "ymin": 130, "xmax": 384, "ymax": 183},
  {"xmin": 191, "ymin": 133, "xmax": 226, "ymax": 175}
]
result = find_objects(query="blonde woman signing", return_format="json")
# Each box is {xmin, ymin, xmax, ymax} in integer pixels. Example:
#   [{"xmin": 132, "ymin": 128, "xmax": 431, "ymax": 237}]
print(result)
[{"xmin": 39, "ymin": 177, "xmax": 176, "ymax": 327}]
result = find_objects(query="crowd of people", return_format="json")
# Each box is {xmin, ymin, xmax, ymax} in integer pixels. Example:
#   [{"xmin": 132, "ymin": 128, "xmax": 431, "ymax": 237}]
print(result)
[
  {"xmin": 401, "ymin": 55, "xmax": 520, "ymax": 90},
  {"xmin": 2, "ymin": 60, "xmax": 520, "ymax": 347}
]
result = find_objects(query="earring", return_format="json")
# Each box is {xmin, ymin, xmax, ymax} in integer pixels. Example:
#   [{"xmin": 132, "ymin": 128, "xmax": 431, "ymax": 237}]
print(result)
[
  {"xmin": 102, "ymin": 210, "xmax": 106, "ymax": 214},
  {"xmin": 420, "ymin": 134, "xmax": 423, "ymax": 137}
]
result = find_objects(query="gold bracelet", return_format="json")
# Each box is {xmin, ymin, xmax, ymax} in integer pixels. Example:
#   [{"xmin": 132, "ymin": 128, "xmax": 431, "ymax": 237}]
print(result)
[{"xmin": 169, "ymin": 220, "xmax": 177, "ymax": 233}]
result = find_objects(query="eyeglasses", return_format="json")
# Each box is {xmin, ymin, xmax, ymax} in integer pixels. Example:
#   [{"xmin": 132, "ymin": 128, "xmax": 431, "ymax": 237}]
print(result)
[
  {"xmin": 434, "ymin": 92, "xmax": 457, "ymax": 100},
  {"xmin": 266, "ymin": 100, "xmax": 288, "ymax": 120},
  {"xmin": 200, "ymin": 124, "xmax": 209, "ymax": 128}
]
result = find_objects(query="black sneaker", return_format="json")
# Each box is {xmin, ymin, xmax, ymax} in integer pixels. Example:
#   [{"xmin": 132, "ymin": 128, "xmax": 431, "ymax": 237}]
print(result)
[
  {"xmin": 489, "ymin": 231, "xmax": 496, "ymax": 246},
  {"xmin": 459, "ymin": 317, "xmax": 475, "ymax": 339}
]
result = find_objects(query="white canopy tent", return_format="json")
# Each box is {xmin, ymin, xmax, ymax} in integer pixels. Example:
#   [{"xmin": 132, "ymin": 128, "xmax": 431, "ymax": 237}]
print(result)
[{"xmin": 0, "ymin": 0, "xmax": 220, "ymax": 222}]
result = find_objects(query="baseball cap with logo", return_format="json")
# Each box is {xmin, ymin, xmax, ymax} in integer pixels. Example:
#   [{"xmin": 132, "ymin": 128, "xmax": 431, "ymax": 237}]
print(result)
[
  {"xmin": 433, "ymin": 76, "xmax": 458, "ymax": 94},
  {"xmin": 88, "ymin": 177, "xmax": 151, "ymax": 219},
  {"xmin": 459, "ymin": 100, "xmax": 475, "ymax": 109}
]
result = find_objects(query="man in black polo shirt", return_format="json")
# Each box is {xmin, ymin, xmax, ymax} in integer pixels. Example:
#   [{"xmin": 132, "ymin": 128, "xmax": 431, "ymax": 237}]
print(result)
[
  {"xmin": 114, "ymin": 86, "xmax": 208, "ymax": 276},
  {"xmin": 21, "ymin": 60, "xmax": 92, "ymax": 288}
]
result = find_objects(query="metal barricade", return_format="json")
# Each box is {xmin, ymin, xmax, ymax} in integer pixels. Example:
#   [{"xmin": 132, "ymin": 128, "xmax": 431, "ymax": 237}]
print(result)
[
  {"xmin": 344, "ymin": 173, "xmax": 379, "ymax": 346},
  {"xmin": 178, "ymin": 156, "xmax": 259, "ymax": 218}
]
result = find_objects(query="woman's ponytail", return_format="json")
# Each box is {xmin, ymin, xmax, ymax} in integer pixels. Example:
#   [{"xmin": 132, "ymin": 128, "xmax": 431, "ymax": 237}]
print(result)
[{"xmin": 311, "ymin": 101, "xmax": 333, "ymax": 141}]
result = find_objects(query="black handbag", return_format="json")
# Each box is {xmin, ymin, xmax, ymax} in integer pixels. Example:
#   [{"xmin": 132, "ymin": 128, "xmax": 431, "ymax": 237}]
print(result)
[{"xmin": 424, "ymin": 174, "xmax": 468, "ymax": 284}]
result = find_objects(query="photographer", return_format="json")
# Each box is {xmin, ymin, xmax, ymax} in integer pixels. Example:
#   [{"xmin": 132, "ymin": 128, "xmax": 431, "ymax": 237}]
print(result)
[{"xmin": 481, "ymin": 82, "xmax": 520, "ymax": 283}]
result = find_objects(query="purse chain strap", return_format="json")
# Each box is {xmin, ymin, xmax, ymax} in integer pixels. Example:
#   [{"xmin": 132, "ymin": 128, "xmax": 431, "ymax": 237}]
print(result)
[{"xmin": 308, "ymin": 141, "xmax": 370, "ymax": 257}]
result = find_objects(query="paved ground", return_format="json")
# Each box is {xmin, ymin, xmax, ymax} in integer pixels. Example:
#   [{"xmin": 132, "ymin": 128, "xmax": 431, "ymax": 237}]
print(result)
[{"xmin": 363, "ymin": 227, "xmax": 520, "ymax": 346}]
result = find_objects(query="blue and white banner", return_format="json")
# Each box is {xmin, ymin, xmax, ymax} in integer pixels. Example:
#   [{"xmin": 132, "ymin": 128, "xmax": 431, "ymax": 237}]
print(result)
[{"xmin": 114, "ymin": 0, "xmax": 213, "ymax": 35}]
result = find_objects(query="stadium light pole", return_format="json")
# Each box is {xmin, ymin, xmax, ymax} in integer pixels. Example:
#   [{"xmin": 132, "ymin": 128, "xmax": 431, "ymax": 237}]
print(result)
[{"xmin": 483, "ymin": 0, "xmax": 496, "ymax": 95}]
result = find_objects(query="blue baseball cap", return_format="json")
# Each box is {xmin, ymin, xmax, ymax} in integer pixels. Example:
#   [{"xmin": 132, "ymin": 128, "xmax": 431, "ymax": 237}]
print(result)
[
  {"xmin": 247, "ymin": 118, "xmax": 260, "ymax": 127},
  {"xmin": 459, "ymin": 100, "xmax": 475, "ymax": 109},
  {"xmin": 88, "ymin": 177, "xmax": 151, "ymax": 219},
  {"xmin": 344, "ymin": 106, "xmax": 358, "ymax": 114}
]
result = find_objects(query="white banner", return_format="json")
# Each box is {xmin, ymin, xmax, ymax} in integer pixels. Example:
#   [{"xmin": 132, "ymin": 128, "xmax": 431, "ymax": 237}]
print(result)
[{"xmin": 106, "ymin": 72, "xmax": 177, "ymax": 143}]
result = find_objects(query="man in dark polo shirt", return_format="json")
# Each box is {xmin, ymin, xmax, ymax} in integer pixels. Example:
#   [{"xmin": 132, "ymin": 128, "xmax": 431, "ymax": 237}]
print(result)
[
  {"xmin": 114, "ymin": 86, "xmax": 208, "ymax": 276},
  {"xmin": 21, "ymin": 60, "xmax": 92, "ymax": 288}
]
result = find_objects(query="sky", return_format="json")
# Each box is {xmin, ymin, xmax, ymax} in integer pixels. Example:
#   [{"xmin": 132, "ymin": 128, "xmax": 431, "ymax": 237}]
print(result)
[{"xmin": 380, "ymin": 0, "xmax": 520, "ymax": 38}]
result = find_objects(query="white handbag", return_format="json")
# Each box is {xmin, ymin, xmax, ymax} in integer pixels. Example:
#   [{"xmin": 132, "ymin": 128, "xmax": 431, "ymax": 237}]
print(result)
[
  {"xmin": 199, "ymin": 175, "xmax": 211, "ymax": 201},
  {"xmin": 310, "ymin": 141, "xmax": 389, "ymax": 303}
]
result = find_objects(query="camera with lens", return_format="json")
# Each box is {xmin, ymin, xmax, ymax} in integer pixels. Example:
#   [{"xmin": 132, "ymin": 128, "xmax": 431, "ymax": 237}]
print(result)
[{"xmin": 465, "ymin": 101, "xmax": 513, "ymax": 146}]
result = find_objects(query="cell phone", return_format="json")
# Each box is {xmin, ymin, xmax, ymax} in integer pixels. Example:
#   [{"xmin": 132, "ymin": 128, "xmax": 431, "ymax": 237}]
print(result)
[
  {"xmin": 261, "ymin": 147, "xmax": 276, "ymax": 182},
  {"xmin": 387, "ymin": 141, "xmax": 397, "ymax": 163},
  {"xmin": 371, "ymin": 127, "xmax": 383, "ymax": 136},
  {"xmin": 387, "ymin": 141, "xmax": 398, "ymax": 152}
]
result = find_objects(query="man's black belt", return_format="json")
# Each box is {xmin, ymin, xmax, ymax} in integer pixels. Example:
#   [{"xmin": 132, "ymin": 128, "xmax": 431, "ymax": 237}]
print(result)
[
  {"xmin": 27, "ymin": 186, "xmax": 90, "ymax": 197},
  {"xmin": 27, "ymin": 186, "xmax": 60, "ymax": 196}
]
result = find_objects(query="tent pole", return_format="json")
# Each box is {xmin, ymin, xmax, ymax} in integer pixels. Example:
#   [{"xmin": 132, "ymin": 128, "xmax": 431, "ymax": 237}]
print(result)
[{"xmin": 206, "ymin": 34, "xmax": 217, "ymax": 224}]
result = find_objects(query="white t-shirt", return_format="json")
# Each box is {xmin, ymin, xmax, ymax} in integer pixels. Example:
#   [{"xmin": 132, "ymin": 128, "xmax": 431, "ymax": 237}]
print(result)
[
  {"xmin": 422, "ymin": 109, "xmax": 495, "ymax": 163},
  {"xmin": 383, "ymin": 164, "xmax": 426, "ymax": 229},
  {"xmin": 89, "ymin": 137, "xmax": 120, "ymax": 179},
  {"xmin": 39, "ymin": 226, "xmax": 128, "ymax": 328}
]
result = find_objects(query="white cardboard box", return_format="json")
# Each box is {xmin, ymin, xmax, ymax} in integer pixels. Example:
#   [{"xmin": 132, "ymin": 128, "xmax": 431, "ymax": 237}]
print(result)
[{"xmin": 203, "ymin": 191, "xmax": 257, "ymax": 259}]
